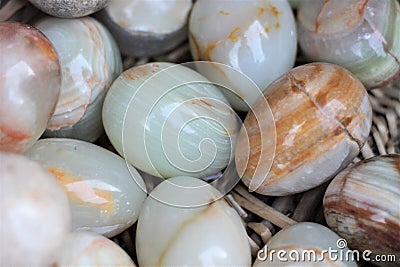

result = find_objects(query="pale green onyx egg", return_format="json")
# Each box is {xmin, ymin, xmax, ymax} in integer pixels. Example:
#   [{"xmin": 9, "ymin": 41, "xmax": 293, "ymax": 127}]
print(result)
[
  {"xmin": 35, "ymin": 16, "xmax": 122, "ymax": 142},
  {"xmin": 56, "ymin": 231, "xmax": 135, "ymax": 266},
  {"xmin": 102, "ymin": 62, "xmax": 241, "ymax": 179},
  {"xmin": 136, "ymin": 176, "xmax": 251, "ymax": 266},
  {"xmin": 253, "ymin": 222, "xmax": 357, "ymax": 266},
  {"xmin": 25, "ymin": 138, "xmax": 146, "ymax": 237},
  {"xmin": 189, "ymin": 0, "xmax": 297, "ymax": 111}
]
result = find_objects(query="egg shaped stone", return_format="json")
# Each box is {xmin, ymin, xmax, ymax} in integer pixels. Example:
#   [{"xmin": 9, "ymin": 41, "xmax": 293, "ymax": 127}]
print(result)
[
  {"xmin": 28, "ymin": 0, "xmax": 110, "ymax": 18},
  {"xmin": 236, "ymin": 63, "xmax": 372, "ymax": 196},
  {"xmin": 189, "ymin": 0, "xmax": 297, "ymax": 111},
  {"xmin": 0, "ymin": 22, "xmax": 61, "ymax": 153},
  {"xmin": 298, "ymin": 0, "xmax": 400, "ymax": 88},
  {"xmin": 103, "ymin": 62, "xmax": 241, "ymax": 179},
  {"xmin": 324, "ymin": 154, "xmax": 400, "ymax": 261},
  {"xmin": 25, "ymin": 138, "xmax": 147, "ymax": 237},
  {"xmin": 0, "ymin": 153, "xmax": 70, "ymax": 266},
  {"xmin": 253, "ymin": 222, "xmax": 357, "ymax": 266},
  {"xmin": 34, "ymin": 16, "xmax": 122, "ymax": 142},
  {"xmin": 136, "ymin": 176, "xmax": 251, "ymax": 266},
  {"xmin": 95, "ymin": 0, "xmax": 192, "ymax": 57},
  {"xmin": 55, "ymin": 231, "xmax": 136, "ymax": 266}
]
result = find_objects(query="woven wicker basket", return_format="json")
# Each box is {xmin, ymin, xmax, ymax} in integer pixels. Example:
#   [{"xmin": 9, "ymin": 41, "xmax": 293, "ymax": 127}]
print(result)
[{"xmin": 1, "ymin": 0, "xmax": 399, "ymax": 265}]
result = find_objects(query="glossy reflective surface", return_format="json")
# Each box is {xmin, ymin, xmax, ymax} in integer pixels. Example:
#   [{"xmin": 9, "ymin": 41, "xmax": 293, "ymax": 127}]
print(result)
[
  {"xmin": 324, "ymin": 154, "xmax": 400, "ymax": 260},
  {"xmin": 0, "ymin": 153, "xmax": 70, "ymax": 266},
  {"xmin": 298, "ymin": 0, "xmax": 400, "ymax": 88},
  {"xmin": 236, "ymin": 63, "xmax": 372, "ymax": 196},
  {"xmin": 25, "ymin": 138, "xmax": 146, "ymax": 237},
  {"xmin": 96, "ymin": 0, "xmax": 191, "ymax": 57},
  {"xmin": 56, "ymin": 231, "xmax": 136, "ymax": 266},
  {"xmin": 0, "ymin": 22, "xmax": 61, "ymax": 153},
  {"xmin": 35, "ymin": 16, "xmax": 122, "ymax": 142},
  {"xmin": 103, "ymin": 62, "xmax": 240, "ymax": 179},
  {"xmin": 136, "ymin": 176, "xmax": 251, "ymax": 266},
  {"xmin": 189, "ymin": 0, "xmax": 297, "ymax": 111},
  {"xmin": 253, "ymin": 222, "xmax": 357, "ymax": 266}
]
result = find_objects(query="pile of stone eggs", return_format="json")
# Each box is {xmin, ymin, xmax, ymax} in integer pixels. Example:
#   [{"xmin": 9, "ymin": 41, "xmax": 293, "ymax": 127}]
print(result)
[{"xmin": 1, "ymin": 0, "xmax": 399, "ymax": 266}]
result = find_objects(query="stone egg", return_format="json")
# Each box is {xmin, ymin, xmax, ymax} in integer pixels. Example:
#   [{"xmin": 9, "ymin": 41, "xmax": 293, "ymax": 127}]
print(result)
[
  {"xmin": 189, "ymin": 0, "xmax": 297, "ymax": 111},
  {"xmin": 25, "ymin": 138, "xmax": 147, "ymax": 237},
  {"xmin": 95, "ymin": 0, "xmax": 192, "ymax": 57},
  {"xmin": 34, "ymin": 16, "xmax": 122, "ymax": 142},
  {"xmin": 103, "ymin": 62, "xmax": 241, "ymax": 179},
  {"xmin": 136, "ymin": 176, "xmax": 251, "ymax": 266},
  {"xmin": 253, "ymin": 222, "xmax": 357, "ymax": 266},
  {"xmin": 298, "ymin": 0, "xmax": 400, "ymax": 88},
  {"xmin": 324, "ymin": 154, "xmax": 400, "ymax": 262},
  {"xmin": 0, "ymin": 22, "xmax": 61, "ymax": 153},
  {"xmin": 0, "ymin": 152, "xmax": 70, "ymax": 266},
  {"xmin": 28, "ymin": 0, "xmax": 110, "ymax": 18},
  {"xmin": 55, "ymin": 231, "xmax": 136, "ymax": 266},
  {"xmin": 236, "ymin": 63, "xmax": 372, "ymax": 196}
]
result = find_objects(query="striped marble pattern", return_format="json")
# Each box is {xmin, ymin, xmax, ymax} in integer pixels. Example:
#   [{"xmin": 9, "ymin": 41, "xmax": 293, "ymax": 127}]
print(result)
[
  {"xmin": 298, "ymin": 0, "xmax": 400, "ymax": 89},
  {"xmin": 324, "ymin": 154, "xmax": 400, "ymax": 258},
  {"xmin": 103, "ymin": 62, "xmax": 240, "ymax": 179},
  {"xmin": 34, "ymin": 16, "xmax": 122, "ymax": 141},
  {"xmin": 236, "ymin": 63, "xmax": 372, "ymax": 196}
]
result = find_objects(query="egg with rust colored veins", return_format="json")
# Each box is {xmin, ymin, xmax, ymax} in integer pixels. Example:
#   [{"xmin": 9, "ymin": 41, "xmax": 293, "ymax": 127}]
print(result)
[
  {"xmin": 0, "ymin": 22, "xmax": 61, "ymax": 153},
  {"xmin": 55, "ymin": 231, "xmax": 136, "ymax": 266},
  {"xmin": 25, "ymin": 138, "xmax": 147, "ymax": 238},
  {"xmin": 298, "ymin": 0, "xmax": 400, "ymax": 89},
  {"xmin": 103, "ymin": 62, "xmax": 241, "ymax": 179},
  {"xmin": 28, "ymin": 0, "xmax": 110, "ymax": 18},
  {"xmin": 136, "ymin": 176, "xmax": 251, "ymax": 267},
  {"xmin": 253, "ymin": 222, "xmax": 357, "ymax": 266},
  {"xmin": 34, "ymin": 16, "xmax": 122, "ymax": 143},
  {"xmin": 324, "ymin": 154, "xmax": 400, "ymax": 263},
  {"xmin": 236, "ymin": 63, "xmax": 372, "ymax": 196},
  {"xmin": 0, "ymin": 153, "xmax": 70, "ymax": 266},
  {"xmin": 189, "ymin": 0, "xmax": 297, "ymax": 111}
]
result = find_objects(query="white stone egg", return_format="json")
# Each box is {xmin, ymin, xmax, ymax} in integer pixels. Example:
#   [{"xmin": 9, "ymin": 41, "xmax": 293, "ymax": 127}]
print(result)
[
  {"xmin": 0, "ymin": 152, "xmax": 70, "ymax": 266},
  {"xmin": 189, "ymin": 0, "xmax": 297, "ymax": 111},
  {"xmin": 136, "ymin": 176, "xmax": 251, "ymax": 266},
  {"xmin": 55, "ymin": 231, "xmax": 136, "ymax": 266}
]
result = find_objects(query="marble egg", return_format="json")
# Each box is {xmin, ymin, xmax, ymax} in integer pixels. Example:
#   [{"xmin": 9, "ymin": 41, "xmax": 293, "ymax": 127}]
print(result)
[
  {"xmin": 34, "ymin": 16, "xmax": 122, "ymax": 142},
  {"xmin": 0, "ymin": 152, "xmax": 70, "ymax": 266},
  {"xmin": 25, "ymin": 138, "xmax": 147, "ymax": 237},
  {"xmin": 236, "ymin": 63, "xmax": 372, "ymax": 196},
  {"xmin": 189, "ymin": 0, "xmax": 297, "ymax": 111},
  {"xmin": 0, "ymin": 22, "xmax": 61, "ymax": 153},
  {"xmin": 95, "ymin": 0, "xmax": 192, "ymax": 57},
  {"xmin": 103, "ymin": 62, "xmax": 241, "ymax": 179},
  {"xmin": 253, "ymin": 222, "xmax": 357, "ymax": 266},
  {"xmin": 136, "ymin": 176, "xmax": 251, "ymax": 266},
  {"xmin": 324, "ymin": 154, "xmax": 400, "ymax": 261},
  {"xmin": 28, "ymin": 0, "xmax": 110, "ymax": 18},
  {"xmin": 55, "ymin": 231, "xmax": 135, "ymax": 266},
  {"xmin": 298, "ymin": 0, "xmax": 400, "ymax": 89}
]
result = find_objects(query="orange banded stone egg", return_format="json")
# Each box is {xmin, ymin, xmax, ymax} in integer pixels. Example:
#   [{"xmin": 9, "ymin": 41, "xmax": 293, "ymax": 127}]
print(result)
[{"xmin": 236, "ymin": 63, "xmax": 372, "ymax": 196}]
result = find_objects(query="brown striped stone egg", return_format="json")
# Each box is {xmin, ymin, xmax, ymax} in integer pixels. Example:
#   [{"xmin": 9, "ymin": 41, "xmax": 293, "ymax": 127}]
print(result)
[
  {"xmin": 236, "ymin": 63, "xmax": 372, "ymax": 196},
  {"xmin": 324, "ymin": 154, "xmax": 400, "ymax": 262}
]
